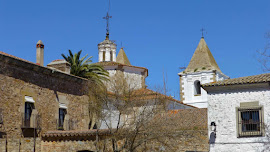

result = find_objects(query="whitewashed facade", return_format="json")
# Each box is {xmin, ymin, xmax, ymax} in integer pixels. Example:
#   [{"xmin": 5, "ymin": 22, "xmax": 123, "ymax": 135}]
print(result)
[
  {"xmin": 179, "ymin": 70, "xmax": 227, "ymax": 108},
  {"xmin": 204, "ymin": 74, "xmax": 270, "ymax": 152}
]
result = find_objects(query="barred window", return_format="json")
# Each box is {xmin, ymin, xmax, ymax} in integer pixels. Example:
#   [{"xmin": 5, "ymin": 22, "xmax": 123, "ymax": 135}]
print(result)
[{"xmin": 237, "ymin": 107, "xmax": 263, "ymax": 137}]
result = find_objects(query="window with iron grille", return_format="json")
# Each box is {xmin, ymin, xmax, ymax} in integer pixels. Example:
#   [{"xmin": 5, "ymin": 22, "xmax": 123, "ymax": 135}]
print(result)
[
  {"xmin": 24, "ymin": 102, "xmax": 34, "ymax": 127},
  {"xmin": 58, "ymin": 108, "xmax": 66, "ymax": 130},
  {"xmin": 237, "ymin": 106, "xmax": 264, "ymax": 137}
]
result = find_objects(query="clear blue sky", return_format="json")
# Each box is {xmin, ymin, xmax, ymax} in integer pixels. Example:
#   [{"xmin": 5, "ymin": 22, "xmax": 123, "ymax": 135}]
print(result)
[{"xmin": 0, "ymin": 0, "xmax": 269, "ymax": 99}]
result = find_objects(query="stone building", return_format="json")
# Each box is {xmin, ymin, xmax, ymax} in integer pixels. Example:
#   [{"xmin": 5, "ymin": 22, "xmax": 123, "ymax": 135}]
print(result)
[
  {"xmin": 0, "ymin": 37, "xmax": 209, "ymax": 151},
  {"xmin": 0, "ymin": 41, "xmax": 92, "ymax": 151},
  {"xmin": 203, "ymin": 73, "xmax": 270, "ymax": 152},
  {"xmin": 178, "ymin": 37, "xmax": 229, "ymax": 108}
]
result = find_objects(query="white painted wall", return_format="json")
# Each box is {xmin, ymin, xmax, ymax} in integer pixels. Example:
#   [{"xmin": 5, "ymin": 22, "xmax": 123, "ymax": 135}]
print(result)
[
  {"xmin": 105, "ymin": 69, "xmax": 145, "ymax": 92},
  {"xmin": 179, "ymin": 70, "xmax": 228, "ymax": 108},
  {"xmin": 180, "ymin": 71, "xmax": 213, "ymax": 108},
  {"xmin": 208, "ymin": 87, "xmax": 270, "ymax": 152},
  {"xmin": 98, "ymin": 41, "xmax": 116, "ymax": 62}
]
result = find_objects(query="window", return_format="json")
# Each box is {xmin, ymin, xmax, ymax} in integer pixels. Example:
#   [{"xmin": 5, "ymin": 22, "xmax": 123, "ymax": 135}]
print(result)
[
  {"xmin": 110, "ymin": 51, "xmax": 113, "ymax": 61},
  {"xmin": 237, "ymin": 105, "xmax": 264, "ymax": 137},
  {"xmin": 194, "ymin": 80, "xmax": 201, "ymax": 95},
  {"xmin": 103, "ymin": 51, "xmax": 106, "ymax": 61},
  {"xmin": 24, "ymin": 102, "xmax": 34, "ymax": 127},
  {"xmin": 58, "ymin": 108, "xmax": 66, "ymax": 130}
]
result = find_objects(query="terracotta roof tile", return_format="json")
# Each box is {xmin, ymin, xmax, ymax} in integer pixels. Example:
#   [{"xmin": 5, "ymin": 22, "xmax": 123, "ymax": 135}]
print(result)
[
  {"xmin": 160, "ymin": 108, "xmax": 207, "ymax": 130},
  {"xmin": 203, "ymin": 73, "xmax": 270, "ymax": 87},
  {"xmin": 107, "ymin": 88, "xmax": 196, "ymax": 108},
  {"xmin": 96, "ymin": 61, "xmax": 148, "ymax": 71},
  {"xmin": 42, "ymin": 129, "xmax": 111, "ymax": 138}
]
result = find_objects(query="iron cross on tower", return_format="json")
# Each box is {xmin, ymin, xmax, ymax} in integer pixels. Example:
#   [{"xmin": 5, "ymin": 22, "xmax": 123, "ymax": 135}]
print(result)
[
  {"xmin": 200, "ymin": 28, "xmax": 206, "ymax": 38},
  {"xmin": 103, "ymin": 12, "xmax": 112, "ymax": 39}
]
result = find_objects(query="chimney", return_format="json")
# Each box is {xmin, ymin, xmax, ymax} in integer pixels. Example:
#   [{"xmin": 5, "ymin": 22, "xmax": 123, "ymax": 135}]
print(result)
[
  {"xmin": 47, "ymin": 59, "xmax": 71, "ymax": 74},
  {"xmin": 36, "ymin": 40, "xmax": 44, "ymax": 66}
]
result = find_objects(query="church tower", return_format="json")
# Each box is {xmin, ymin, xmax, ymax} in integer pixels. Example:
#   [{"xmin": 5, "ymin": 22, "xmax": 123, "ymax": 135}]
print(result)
[
  {"xmin": 98, "ymin": 35, "xmax": 117, "ymax": 62},
  {"xmin": 97, "ymin": 10, "xmax": 148, "ymax": 91},
  {"xmin": 178, "ymin": 37, "xmax": 229, "ymax": 108},
  {"xmin": 98, "ymin": 12, "xmax": 117, "ymax": 62}
]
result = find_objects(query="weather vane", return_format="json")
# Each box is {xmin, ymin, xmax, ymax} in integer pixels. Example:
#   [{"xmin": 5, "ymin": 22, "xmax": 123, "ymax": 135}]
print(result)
[
  {"xmin": 103, "ymin": 0, "xmax": 112, "ymax": 39},
  {"xmin": 200, "ymin": 28, "xmax": 206, "ymax": 38}
]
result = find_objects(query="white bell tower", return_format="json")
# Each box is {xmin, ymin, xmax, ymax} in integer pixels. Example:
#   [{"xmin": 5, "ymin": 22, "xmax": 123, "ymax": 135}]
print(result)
[
  {"xmin": 178, "ymin": 37, "xmax": 229, "ymax": 108},
  {"xmin": 98, "ymin": 12, "xmax": 117, "ymax": 62},
  {"xmin": 98, "ymin": 36, "xmax": 117, "ymax": 62}
]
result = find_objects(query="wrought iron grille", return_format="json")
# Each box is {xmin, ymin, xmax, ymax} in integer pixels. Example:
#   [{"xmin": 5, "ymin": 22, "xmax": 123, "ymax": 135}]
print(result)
[
  {"xmin": 238, "ymin": 107, "xmax": 263, "ymax": 137},
  {"xmin": 21, "ymin": 113, "xmax": 41, "ymax": 128},
  {"xmin": 56, "ymin": 119, "xmax": 78, "ymax": 130}
]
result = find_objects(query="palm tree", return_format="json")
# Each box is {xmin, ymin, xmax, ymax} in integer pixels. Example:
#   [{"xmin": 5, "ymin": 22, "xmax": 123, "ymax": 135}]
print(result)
[{"xmin": 61, "ymin": 50, "xmax": 109, "ymax": 85}]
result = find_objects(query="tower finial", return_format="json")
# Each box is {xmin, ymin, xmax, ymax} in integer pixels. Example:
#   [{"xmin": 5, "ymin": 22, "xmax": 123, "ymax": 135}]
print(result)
[
  {"xmin": 103, "ymin": 0, "xmax": 112, "ymax": 39},
  {"xmin": 200, "ymin": 28, "xmax": 206, "ymax": 38}
]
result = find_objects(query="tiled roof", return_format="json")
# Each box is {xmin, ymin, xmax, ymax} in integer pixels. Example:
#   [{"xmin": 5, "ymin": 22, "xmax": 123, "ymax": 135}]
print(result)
[
  {"xmin": 116, "ymin": 48, "xmax": 131, "ymax": 65},
  {"xmin": 183, "ymin": 38, "xmax": 221, "ymax": 74},
  {"xmin": 108, "ymin": 88, "xmax": 196, "ymax": 108},
  {"xmin": 42, "ymin": 129, "xmax": 111, "ymax": 138},
  {"xmin": 96, "ymin": 61, "xmax": 148, "ymax": 71},
  {"xmin": 157, "ymin": 108, "xmax": 207, "ymax": 130},
  {"xmin": 203, "ymin": 73, "xmax": 270, "ymax": 87}
]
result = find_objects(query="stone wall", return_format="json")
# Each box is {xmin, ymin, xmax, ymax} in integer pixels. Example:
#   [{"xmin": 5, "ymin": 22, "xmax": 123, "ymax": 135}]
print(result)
[
  {"xmin": 39, "ymin": 130, "xmax": 209, "ymax": 152},
  {"xmin": 0, "ymin": 138, "xmax": 42, "ymax": 152},
  {"xmin": 41, "ymin": 140, "xmax": 98, "ymax": 152},
  {"xmin": 207, "ymin": 84, "xmax": 270, "ymax": 152},
  {"xmin": 0, "ymin": 54, "xmax": 90, "ymax": 151}
]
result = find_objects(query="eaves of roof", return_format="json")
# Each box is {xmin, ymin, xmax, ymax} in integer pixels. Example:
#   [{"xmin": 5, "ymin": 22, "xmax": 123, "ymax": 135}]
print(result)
[
  {"xmin": 202, "ymin": 73, "xmax": 270, "ymax": 87},
  {"xmin": 96, "ymin": 61, "xmax": 148, "ymax": 75}
]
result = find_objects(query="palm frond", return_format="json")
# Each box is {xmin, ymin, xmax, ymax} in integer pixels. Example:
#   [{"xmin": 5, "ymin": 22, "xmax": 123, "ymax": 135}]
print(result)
[{"xmin": 62, "ymin": 50, "xmax": 109, "ymax": 86}]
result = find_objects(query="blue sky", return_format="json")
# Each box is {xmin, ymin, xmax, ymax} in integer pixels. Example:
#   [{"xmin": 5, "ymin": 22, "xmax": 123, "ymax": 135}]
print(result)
[{"xmin": 0, "ymin": 0, "xmax": 269, "ymax": 99}]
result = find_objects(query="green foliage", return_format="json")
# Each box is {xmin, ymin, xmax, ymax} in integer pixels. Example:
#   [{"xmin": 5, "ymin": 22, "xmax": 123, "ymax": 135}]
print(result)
[
  {"xmin": 194, "ymin": 68, "xmax": 198, "ymax": 72},
  {"xmin": 61, "ymin": 50, "xmax": 109, "ymax": 86}
]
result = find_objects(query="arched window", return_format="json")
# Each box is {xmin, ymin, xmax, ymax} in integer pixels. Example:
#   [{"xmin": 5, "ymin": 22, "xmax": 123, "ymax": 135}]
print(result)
[
  {"xmin": 103, "ymin": 51, "xmax": 106, "ymax": 61},
  {"xmin": 194, "ymin": 80, "xmax": 201, "ymax": 95},
  {"xmin": 110, "ymin": 51, "xmax": 113, "ymax": 61}
]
